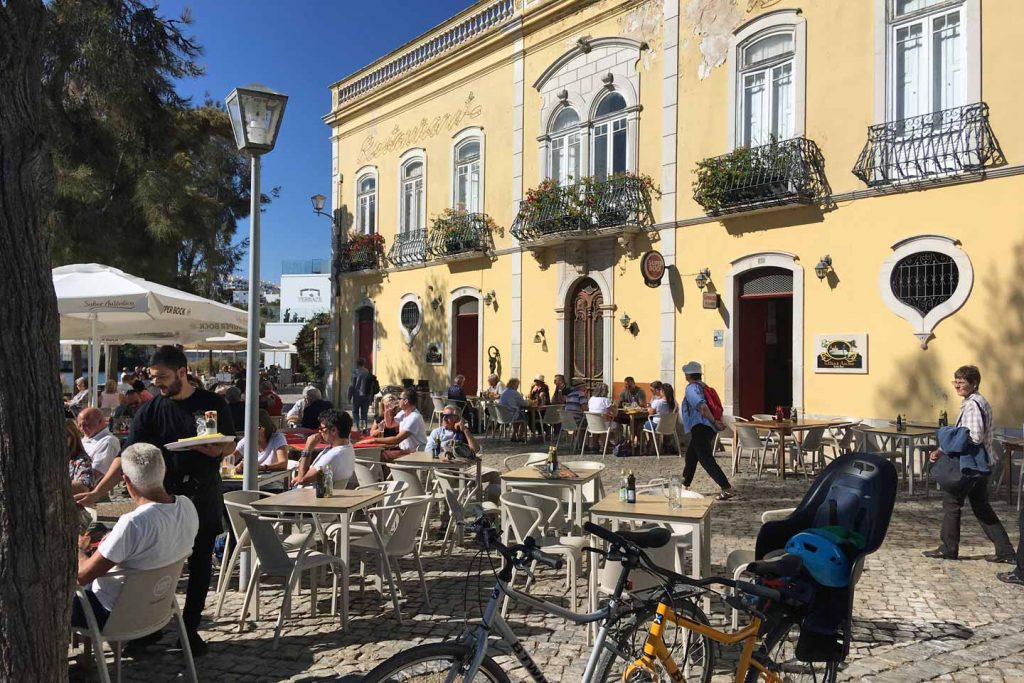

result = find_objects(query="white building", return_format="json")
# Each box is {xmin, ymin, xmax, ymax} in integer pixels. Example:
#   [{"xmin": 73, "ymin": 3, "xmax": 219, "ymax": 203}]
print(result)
[{"xmin": 264, "ymin": 260, "xmax": 331, "ymax": 369}]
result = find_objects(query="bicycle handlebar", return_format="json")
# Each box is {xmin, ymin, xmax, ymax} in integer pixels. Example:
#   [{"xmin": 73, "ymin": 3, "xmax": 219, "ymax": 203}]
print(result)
[{"xmin": 522, "ymin": 537, "xmax": 564, "ymax": 571}]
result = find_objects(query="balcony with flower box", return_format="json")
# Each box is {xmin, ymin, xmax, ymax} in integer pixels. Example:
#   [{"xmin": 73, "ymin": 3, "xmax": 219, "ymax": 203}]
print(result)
[
  {"xmin": 387, "ymin": 229, "xmax": 427, "ymax": 268},
  {"xmin": 425, "ymin": 209, "xmax": 495, "ymax": 262},
  {"xmin": 692, "ymin": 137, "xmax": 831, "ymax": 217},
  {"xmin": 852, "ymin": 102, "xmax": 1005, "ymax": 188},
  {"xmin": 510, "ymin": 173, "xmax": 657, "ymax": 250},
  {"xmin": 337, "ymin": 233, "xmax": 385, "ymax": 275}
]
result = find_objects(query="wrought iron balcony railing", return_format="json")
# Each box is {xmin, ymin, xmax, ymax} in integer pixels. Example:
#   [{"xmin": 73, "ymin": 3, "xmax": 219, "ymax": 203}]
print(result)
[
  {"xmin": 337, "ymin": 234, "xmax": 385, "ymax": 273},
  {"xmin": 387, "ymin": 229, "xmax": 427, "ymax": 267},
  {"xmin": 692, "ymin": 137, "xmax": 830, "ymax": 216},
  {"xmin": 426, "ymin": 212, "xmax": 494, "ymax": 259},
  {"xmin": 853, "ymin": 102, "xmax": 1005, "ymax": 187},
  {"xmin": 510, "ymin": 174, "xmax": 656, "ymax": 244}
]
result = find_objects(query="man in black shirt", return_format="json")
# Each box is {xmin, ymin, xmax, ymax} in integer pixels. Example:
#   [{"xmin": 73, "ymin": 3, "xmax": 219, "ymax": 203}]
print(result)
[{"xmin": 76, "ymin": 346, "xmax": 235, "ymax": 656}]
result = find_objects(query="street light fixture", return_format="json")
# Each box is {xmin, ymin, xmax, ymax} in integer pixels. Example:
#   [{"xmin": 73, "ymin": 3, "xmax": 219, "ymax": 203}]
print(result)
[
  {"xmin": 695, "ymin": 268, "xmax": 711, "ymax": 290},
  {"xmin": 311, "ymin": 193, "xmax": 328, "ymax": 215},
  {"xmin": 814, "ymin": 255, "xmax": 833, "ymax": 280},
  {"xmin": 226, "ymin": 83, "xmax": 287, "ymax": 498}
]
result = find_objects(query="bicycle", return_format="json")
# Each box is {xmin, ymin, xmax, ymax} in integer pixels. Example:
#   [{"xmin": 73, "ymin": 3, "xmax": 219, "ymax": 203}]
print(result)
[{"xmin": 362, "ymin": 515, "xmax": 837, "ymax": 682}]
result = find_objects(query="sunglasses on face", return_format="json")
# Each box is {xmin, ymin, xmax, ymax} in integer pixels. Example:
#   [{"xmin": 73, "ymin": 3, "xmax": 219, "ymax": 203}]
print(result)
[{"xmin": 442, "ymin": 414, "xmax": 458, "ymax": 421}]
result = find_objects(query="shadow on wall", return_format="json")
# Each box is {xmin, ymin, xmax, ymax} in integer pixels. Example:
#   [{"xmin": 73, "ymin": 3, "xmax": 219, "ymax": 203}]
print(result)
[
  {"xmin": 378, "ymin": 271, "xmax": 452, "ymax": 393},
  {"xmin": 877, "ymin": 347, "xmax": 948, "ymax": 422}
]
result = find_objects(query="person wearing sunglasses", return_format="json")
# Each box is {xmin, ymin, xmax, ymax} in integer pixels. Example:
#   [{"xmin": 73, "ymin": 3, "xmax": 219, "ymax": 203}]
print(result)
[
  {"xmin": 425, "ymin": 406, "xmax": 479, "ymax": 456},
  {"xmin": 292, "ymin": 409, "xmax": 355, "ymax": 489}
]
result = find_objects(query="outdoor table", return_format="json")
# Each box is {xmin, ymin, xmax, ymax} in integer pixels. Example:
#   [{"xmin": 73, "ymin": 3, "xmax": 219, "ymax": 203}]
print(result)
[
  {"xmin": 221, "ymin": 469, "xmax": 291, "ymax": 490},
  {"xmin": 587, "ymin": 493, "xmax": 714, "ymax": 614},
  {"xmin": 617, "ymin": 408, "xmax": 648, "ymax": 452},
  {"xmin": 393, "ymin": 451, "xmax": 484, "ymax": 504},
  {"xmin": 854, "ymin": 425, "xmax": 936, "ymax": 494},
  {"xmin": 747, "ymin": 418, "xmax": 845, "ymax": 479},
  {"xmin": 251, "ymin": 487, "xmax": 384, "ymax": 628},
  {"xmin": 996, "ymin": 437, "xmax": 1023, "ymax": 506},
  {"xmin": 500, "ymin": 465, "xmax": 603, "ymax": 531}
]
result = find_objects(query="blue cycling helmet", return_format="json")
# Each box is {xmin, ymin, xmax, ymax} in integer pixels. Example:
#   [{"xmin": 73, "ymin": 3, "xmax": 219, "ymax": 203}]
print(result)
[{"xmin": 784, "ymin": 531, "xmax": 851, "ymax": 588}]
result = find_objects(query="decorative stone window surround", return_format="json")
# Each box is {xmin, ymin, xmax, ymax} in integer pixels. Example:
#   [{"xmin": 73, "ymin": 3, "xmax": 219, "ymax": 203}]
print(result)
[{"xmin": 398, "ymin": 293, "xmax": 424, "ymax": 348}]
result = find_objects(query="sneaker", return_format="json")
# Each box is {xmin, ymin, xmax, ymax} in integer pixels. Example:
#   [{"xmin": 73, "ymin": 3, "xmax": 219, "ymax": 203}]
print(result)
[
  {"xmin": 985, "ymin": 554, "xmax": 1016, "ymax": 564},
  {"xmin": 177, "ymin": 628, "xmax": 209, "ymax": 658},
  {"xmin": 922, "ymin": 548, "xmax": 958, "ymax": 560},
  {"xmin": 997, "ymin": 571, "xmax": 1024, "ymax": 586}
]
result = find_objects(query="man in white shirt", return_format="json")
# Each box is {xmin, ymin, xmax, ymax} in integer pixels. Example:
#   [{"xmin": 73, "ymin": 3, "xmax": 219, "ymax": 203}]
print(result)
[
  {"xmin": 372, "ymin": 388, "xmax": 427, "ymax": 461},
  {"xmin": 117, "ymin": 371, "xmax": 134, "ymax": 395},
  {"xmin": 76, "ymin": 407, "xmax": 121, "ymax": 476},
  {"xmin": 74, "ymin": 443, "xmax": 198, "ymax": 632},
  {"xmin": 293, "ymin": 409, "xmax": 355, "ymax": 488}
]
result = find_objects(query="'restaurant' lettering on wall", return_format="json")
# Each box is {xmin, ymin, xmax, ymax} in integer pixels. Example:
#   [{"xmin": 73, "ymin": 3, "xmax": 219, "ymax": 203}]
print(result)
[{"xmin": 356, "ymin": 93, "xmax": 482, "ymax": 163}]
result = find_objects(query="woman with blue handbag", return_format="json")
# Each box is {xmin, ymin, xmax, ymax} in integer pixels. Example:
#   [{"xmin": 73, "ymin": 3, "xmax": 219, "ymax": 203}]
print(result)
[{"xmin": 924, "ymin": 365, "xmax": 1015, "ymax": 562}]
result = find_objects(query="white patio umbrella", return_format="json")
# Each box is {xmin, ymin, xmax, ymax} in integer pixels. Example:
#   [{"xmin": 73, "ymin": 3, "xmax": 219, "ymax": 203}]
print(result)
[
  {"xmin": 181, "ymin": 332, "xmax": 289, "ymax": 352},
  {"xmin": 53, "ymin": 263, "xmax": 248, "ymax": 406}
]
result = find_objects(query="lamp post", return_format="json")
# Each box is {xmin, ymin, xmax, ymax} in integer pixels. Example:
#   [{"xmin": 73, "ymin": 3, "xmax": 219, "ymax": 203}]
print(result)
[{"xmin": 225, "ymin": 84, "xmax": 287, "ymax": 497}]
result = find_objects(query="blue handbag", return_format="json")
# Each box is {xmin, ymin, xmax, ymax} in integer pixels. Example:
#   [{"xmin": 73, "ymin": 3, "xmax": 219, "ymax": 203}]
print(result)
[{"xmin": 932, "ymin": 400, "xmax": 990, "ymax": 493}]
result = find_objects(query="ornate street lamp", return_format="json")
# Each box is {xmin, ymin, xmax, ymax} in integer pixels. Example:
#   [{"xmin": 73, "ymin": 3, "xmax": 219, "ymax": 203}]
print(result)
[
  {"xmin": 226, "ymin": 84, "xmax": 287, "ymax": 497},
  {"xmin": 695, "ymin": 268, "xmax": 711, "ymax": 290},
  {"xmin": 815, "ymin": 255, "xmax": 833, "ymax": 281}
]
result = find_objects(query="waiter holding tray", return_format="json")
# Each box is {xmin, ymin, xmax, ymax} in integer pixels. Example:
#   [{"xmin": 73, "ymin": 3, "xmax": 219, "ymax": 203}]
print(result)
[{"xmin": 76, "ymin": 345, "xmax": 235, "ymax": 657}]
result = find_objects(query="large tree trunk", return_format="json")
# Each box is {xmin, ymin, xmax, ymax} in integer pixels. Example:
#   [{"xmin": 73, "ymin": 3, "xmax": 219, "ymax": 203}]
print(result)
[
  {"xmin": 0, "ymin": 3, "xmax": 76, "ymax": 681},
  {"xmin": 106, "ymin": 345, "xmax": 120, "ymax": 384}
]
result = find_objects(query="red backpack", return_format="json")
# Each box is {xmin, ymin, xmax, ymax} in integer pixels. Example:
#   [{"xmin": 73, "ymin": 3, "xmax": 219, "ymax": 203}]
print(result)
[{"xmin": 699, "ymin": 382, "xmax": 724, "ymax": 421}]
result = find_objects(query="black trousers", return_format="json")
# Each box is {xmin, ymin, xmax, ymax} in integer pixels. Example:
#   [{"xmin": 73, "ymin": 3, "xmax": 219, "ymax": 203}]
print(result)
[
  {"xmin": 683, "ymin": 424, "xmax": 731, "ymax": 490},
  {"xmin": 181, "ymin": 488, "xmax": 223, "ymax": 631},
  {"xmin": 939, "ymin": 475, "xmax": 1013, "ymax": 558},
  {"xmin": 1016, "ymin": 507, "xmax": 1024, "ymax": 573}
]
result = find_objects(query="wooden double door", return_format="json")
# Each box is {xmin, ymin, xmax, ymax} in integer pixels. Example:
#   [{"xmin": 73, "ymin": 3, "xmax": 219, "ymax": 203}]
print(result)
[{"xmin": 568, "ymin": 278, "xmax": 604, "ymax": 389}]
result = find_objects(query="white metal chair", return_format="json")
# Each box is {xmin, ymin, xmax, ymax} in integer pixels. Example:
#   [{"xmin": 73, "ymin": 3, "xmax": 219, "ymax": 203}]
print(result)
[
  {"xmin": 354, "ymin": 458, "xmax": 383, "ymax": 488},
  {"xmin": 582, "ymin": 411, "xmax": 613, "ymax": 458},
  {"xmin": 429, "ymin": 395, "xmax": 446, "ymax": 430},
  {"xmin": 788, "ymin": 425, "xmax": 826, "ymax": 476},
  {"xmin": 642, "ymin": 410, "xmax": 682, "ymax": 459},
  {"xmin": 555, "ymin": 410, "xmax": 585, "ymax": 453},
  {"xmin": 349, "ymin": 497, "xmax": 434, "ymax": 622},
  {"xmin": 734, "ymin": 424, "xmax": 772, "ymax": 478},
  {"xmin": 539, "ymin": 404, "xmax": 563, "ymax": 445},
  {"xmin": 855, "ymin": 429, "xmax": 907, "ymax": 488},
  {"xmin": 237, "ymin": 510, "xmax": 347, "ymax": 648},
  {"xmin": 494, "ymin": 402, "xmax": 525, "ymax": 440},
  {"xmin": 502, "ymin": 452, "xmax": 549, "ymax": 471},
  {"xmin": 725, "ymin": 507, "xmax": 796, "ymax": 628},
  {"xmin": 72, "ymin": 560, "xmax": 196, "ymax": 683}
]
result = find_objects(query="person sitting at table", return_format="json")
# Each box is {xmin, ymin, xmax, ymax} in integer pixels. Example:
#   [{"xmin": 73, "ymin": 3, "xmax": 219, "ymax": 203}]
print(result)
[
  {"xmin": 67, "ymin": 419, "xmax": 96, "ymax": 495},
  {"xmin": 529, "ymin": 375, "xmax": 550, "ymax": 406},
  {"xmin": 77, "ymin": 407, "xmax": 121, "ymax": 478},
  {"xmin": 551, "ymin": 374, "xmax": 567, "ymax": 405},
  {"xmin": 618, "ymin": 376, "xmax": 646, "ymax": 407},
  {"xmin": 370, "ymin": 388, "xmax": 428, "ymax": 462},
  {"xmin": 293, "ymin": 409, "xmax": 356, "ymax": 487},
  {"xmin": 117, "ymin": 371, "xmax": 134, "ymax": 395},
  {"xmin": 483, "ymin": 373, "xmax": 505, "ymax": 400},
  {"xmin": 370, "ymin": 394, "xmax": 401, "ymax": 438},
  {"xmin": 563, "ymin": 379, "xmax": 587, "ymax": 424},
  {"xmin": 132, "ymin": 379, "xmax": 154, "ymax": 403},
  {"xmin": 66, "ymin": 376, "xmax": 91, "ymax": 414},
  {"xmin": 98, "ymin": 379, "xmax": 122, "ymax": 412},
  {"xmin": 112, "ymin": 390, "xmax": 142, "ymax": 423},
  {"xmin": 215, "ymin": 385, "xmax": 246, "ymax": 432},
  {"xmin": 232, "ymin": 409, "xmax": 289, "ymax": 473},
  {"xmin": 258, "ymin": 380, "xmax": 283, "ymax": 417},
  {"xmin": 425, "ymin": 406, "xmax": 480, "ymax": 456},
  {"xmin": 298, "ymin": 394, "xmax": 334, "ymax": 431},
  {"xmin": 587, "ymin": 382, "xmax": 621, "ymax": 446},
  {"xmin": 447, "ymin": 374, "xmax": 478, "ymax": 433},
  {"xmin": 74, "ymin": 443, "xmax": 199, "ymax": 634},
  {"xmin": 285, "ymin": 385, "xmax": 321, "ymax": 426},
  {"xmin": 499, "ymin": 378, "xmax": 530, "ymax": 442},
  {"xmin": 644, "ymin": 382, "xmax": 676, "ymax": 431}
]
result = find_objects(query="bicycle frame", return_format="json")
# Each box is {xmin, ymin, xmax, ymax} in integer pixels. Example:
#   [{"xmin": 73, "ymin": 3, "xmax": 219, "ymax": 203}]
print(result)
[{"xmin": 624, "ymin": 600, "xmax": 787, "ymax": 683}]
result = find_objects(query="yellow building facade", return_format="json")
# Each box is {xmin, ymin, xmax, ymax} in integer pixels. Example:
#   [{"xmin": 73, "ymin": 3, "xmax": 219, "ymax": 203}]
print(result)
[{"xmin": 325, "ymin": 0, "xmax": 1024, "ymax": 426}]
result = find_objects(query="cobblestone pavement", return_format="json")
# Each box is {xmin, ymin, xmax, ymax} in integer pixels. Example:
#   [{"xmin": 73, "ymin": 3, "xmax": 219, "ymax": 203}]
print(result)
[{"xmin": 70, "ymin": 435, "xmax": 1024, "ymax": 682}]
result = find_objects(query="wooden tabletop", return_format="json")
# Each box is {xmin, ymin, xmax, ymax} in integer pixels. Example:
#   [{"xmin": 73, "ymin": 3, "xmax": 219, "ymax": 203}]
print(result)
[
  {"xmin": 748, "ymin": 418, "xmax": 844, "ymax": 431},
  {"xmin": 502, "ymin": 465, "xmax": 603, "ymax": 483},
  {"xmin": 394, "ymin": 452, "xmax": 478, "ymax": 468},
  {"xmin": 855, "ymin": 424, "xmax": 936, "ymax": 437},
  {"xmin": 251, "ymin": 487, "xmax": 384, "ymax": 514},
  {"xmin": 589, "ymin": 493, "xmax": 713, "ymax": 522},
  {"xmin": 997, "ymin": 436, "xmax": 1024, "ymax": 448}
]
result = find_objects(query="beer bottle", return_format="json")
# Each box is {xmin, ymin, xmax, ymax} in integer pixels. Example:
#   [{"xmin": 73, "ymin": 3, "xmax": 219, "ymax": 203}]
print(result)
[
  {"xmin": 896, "ymin": 414, "xmax": 903, "ymax": 432},
  {"xmin": 626, "ymin": 470, "xmax": 636, "ymax": 504},
  {"xmin": 314, "ymin": 468, "xmax": 326, "ymax": 498},
  {"xmin": 547, "ymin": 446, "xmax": 558, "ymax": 476}
]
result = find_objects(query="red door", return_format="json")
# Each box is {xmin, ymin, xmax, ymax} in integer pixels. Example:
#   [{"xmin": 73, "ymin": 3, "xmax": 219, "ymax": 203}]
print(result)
[
  {"xmin": 356, "ymin": 307, "xmax": 374, "ymax": 371},
  {"xmin": 453, "ymin": 297, "xmax": 479, "ymax": 395},
  {"xmin": 736, "ymin": 268, "xmax": 793, "ymax": 417}
]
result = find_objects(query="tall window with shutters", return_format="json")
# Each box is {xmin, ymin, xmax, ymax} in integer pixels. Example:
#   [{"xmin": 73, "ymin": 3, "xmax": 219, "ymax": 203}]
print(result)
[
  {"xmin": 548, "ymin": 108, "xmax": 581, "ymax": 185},
  {"xmin": 454, "ymin": 139, "xmax": 481, "ymax": 212},
  {"xmin": 591, "ymin": 92, "xmax": 628, "ymax": 180},
  {"xmin": 400, "ymin": 159, "xmax": 425, "ymax": 234},
  {"xmin": 356, "ymin": 174, "xmax": 376, "ymax": 235},
  {"xmin": 890, "ymin": 0, "xmax": 965, "ymax": 121},
  {"xmin": 737, "ymin": 30, "xmax": 795, "ymax": 147}
]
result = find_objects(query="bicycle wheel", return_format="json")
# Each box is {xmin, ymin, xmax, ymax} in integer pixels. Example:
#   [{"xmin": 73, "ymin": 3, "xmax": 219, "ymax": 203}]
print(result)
[
  {"xmin": 362, "ymin": 642, "xmax": 512, "ymax": 683},
  {"xmin": 594, "ymin": 598, "xmax": 714, "ymax": 683},
  {"xmin": 746, "ymin": 619, "xmax": 839, "ymax": 683}
]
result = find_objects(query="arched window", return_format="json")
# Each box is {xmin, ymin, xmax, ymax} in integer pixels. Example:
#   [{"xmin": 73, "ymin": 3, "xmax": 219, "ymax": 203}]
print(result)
[
  {"xmin": 738, "ymin": 30, "xmax": 795, "ymax": 146},
  {"xmin": 356, "ymin": 174, "xmax": 376, "ymax": 235},
  {"xmin": 400, "ymin": 159, "xmax": 425, "ymax": 233},
  {"xmin": 591, "ymin": 92, "xmax": 628, "ymax": 180},
  {"xmin": 548, "ymin": 108, "xmax": 580, "ymax": 185},
  {"xmin": 454, "ymin": 139, "xmax": 481, "ymax": 212}
]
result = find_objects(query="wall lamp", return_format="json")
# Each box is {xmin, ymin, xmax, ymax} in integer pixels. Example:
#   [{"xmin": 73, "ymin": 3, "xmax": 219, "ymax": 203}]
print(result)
[
  {"xmin": 430, "ymin": 296, "xmax": 443, "ymax": 311},
  {"xmin": 482, "ymin": 290, "xmax": 497, "ymax": 306},
  {"xmin": 533, "ymin": 329, "xmax": 545, "ymax": 344},
  {"xmin": 814, "ymin": 255, "xmax": 833, "ymax": 280},
  {"xmin": 695, "ymin": 268, "xmax": 711, "ymax": 290},
  {"xmin": 619, "ymin": 313, "xmax": 631, "ymax": 329}
]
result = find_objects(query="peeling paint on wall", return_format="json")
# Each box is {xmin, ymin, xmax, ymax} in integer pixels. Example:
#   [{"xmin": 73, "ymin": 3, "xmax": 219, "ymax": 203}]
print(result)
[
  {"xmin": 618, "ymin": 0, "xmax": 663, "ymax": 70},
  {"xmin": 684, "ymin": 0, "xmax": 743, "ymax": 80}
]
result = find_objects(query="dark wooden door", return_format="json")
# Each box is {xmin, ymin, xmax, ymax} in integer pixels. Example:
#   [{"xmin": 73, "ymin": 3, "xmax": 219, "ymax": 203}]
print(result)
[
  {"xmin": 455, "ymin": 312, "xmax": 479, "ymax": 396},
  {"xmin": 737, "ymin": 295, "xmax": 792, "ymax": 417},
  {"xmin": 356, "ymin": 307, "xmax": 374, "ymax": 371},
  {"xmin": 569, "ymin": 278, "xmax": 604, "ymax": 389}
]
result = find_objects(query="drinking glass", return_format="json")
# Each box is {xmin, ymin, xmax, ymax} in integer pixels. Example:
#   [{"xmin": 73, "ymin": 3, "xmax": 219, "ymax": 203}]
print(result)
[{"xmin": 666, "ymin": 475, "xmax": 682, "ymax": 510}]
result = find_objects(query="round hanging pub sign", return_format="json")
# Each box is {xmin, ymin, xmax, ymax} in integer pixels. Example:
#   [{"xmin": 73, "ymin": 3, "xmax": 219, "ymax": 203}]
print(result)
[{"xmin": 640, "ymin": 251, "xmax": 666, "ymax": 288}]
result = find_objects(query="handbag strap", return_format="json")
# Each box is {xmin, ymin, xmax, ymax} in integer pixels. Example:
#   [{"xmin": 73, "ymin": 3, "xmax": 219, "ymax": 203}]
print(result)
[{"xmin": 955, "ymin": 396, "xmax": 987, "ymax": 430}]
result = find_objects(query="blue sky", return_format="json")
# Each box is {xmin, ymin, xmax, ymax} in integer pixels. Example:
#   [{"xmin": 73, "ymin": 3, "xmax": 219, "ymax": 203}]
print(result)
[{"xmin": 158, "ymin": 0, "xmax": 471, "ymax": 282}]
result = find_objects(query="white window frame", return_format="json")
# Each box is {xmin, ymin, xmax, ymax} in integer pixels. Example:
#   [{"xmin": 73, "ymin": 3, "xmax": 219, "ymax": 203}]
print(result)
[
  {"xmin": 451, "ymin": 127, "xmax": 485, "ymax": 213},
  {"xmin": 353, "ymin": 165, "xmax": 377, "ymax": 235},
  {"xmin": 547, "ymin": 107, "xmax": 582, "ymax": 185},
  {"xmin": 872, "ymin": 0, "xmax": 980, "ymax": 125},
  {"xmin": 736, "ymin": 31, "xmax": 796, "ymax": 147},
  {"xmin": 589, "ymin": 92, "xmax": 630, "ymax": 180},
  {"xmin": 398, "ymin": 149, "xmax": 426, "ymax": 235},
  {"xmin": 397, "ymin": 293, "xmax": 423, "ymax": 348},
  {"xmin": 727, "ymin": 10, "xmax": 807, "ymax": 151},
  {"xmin": 888, "ymin": 0, "xmax": 967, "ymax": 121}
]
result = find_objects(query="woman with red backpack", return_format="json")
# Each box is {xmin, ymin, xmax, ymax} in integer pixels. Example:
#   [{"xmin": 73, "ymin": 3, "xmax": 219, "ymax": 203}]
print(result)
[{"xmin": 681, "ymin": 361, "xmax": 737, "ymax": 501}]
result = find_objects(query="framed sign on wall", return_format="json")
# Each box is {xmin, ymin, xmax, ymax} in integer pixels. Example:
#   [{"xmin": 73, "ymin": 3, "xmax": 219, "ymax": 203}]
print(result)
[{"xmin": 814, "ymin": 333, "xmax": 868, "ymax": 374}]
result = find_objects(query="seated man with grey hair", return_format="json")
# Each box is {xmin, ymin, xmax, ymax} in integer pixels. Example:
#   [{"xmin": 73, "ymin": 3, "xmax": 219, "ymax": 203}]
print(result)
[
  {"xmin": 74, "ymin": 443, "xmax": 199, "ymax": 630},
  {"xmin": 286, "ymin": 385, "xmax": 322, "ymax": 426},
  {"xmin": 216, "ymin": 384, "xmax": 245, "ymax": 432}
]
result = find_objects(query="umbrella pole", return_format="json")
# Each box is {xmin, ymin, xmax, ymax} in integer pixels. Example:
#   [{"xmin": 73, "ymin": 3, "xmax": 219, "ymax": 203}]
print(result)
[{"xmin": 90, "ymin": 316, "xmax": 100, "ymax": 408}]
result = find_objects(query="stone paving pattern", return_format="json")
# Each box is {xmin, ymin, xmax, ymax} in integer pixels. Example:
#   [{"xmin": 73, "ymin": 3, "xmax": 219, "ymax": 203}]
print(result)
[{"xmin": 70, "ymin": 431, "xmax": 1024, "ymax": 682}]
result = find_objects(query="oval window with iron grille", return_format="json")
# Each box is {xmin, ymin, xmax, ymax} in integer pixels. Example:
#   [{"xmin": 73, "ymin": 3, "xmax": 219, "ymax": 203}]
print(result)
[
  {"xmin": 889, "ymin": 251, "xmax": 959, "ymax": 316},
  {"xmin": 400, "ymin": 301, "xmax": 420, "ymax": 332}
]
